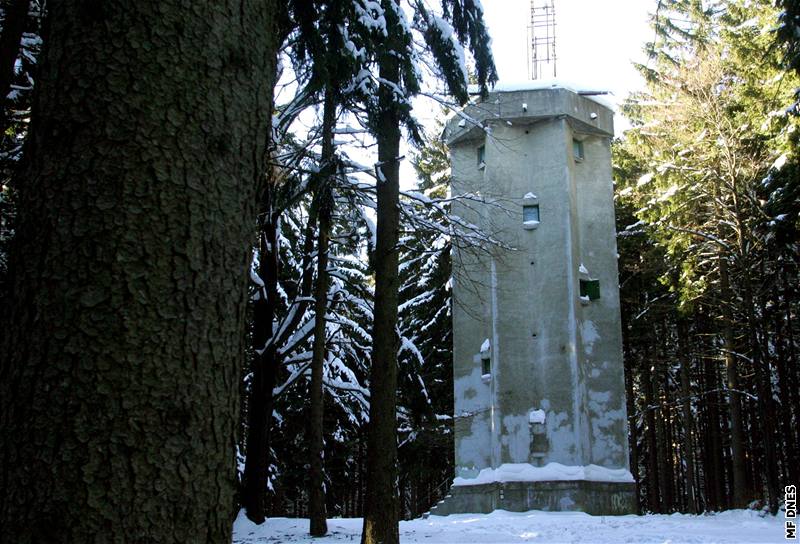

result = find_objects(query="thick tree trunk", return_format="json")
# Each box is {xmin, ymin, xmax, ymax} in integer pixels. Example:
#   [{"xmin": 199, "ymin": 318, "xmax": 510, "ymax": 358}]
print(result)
[
  {"xmin": 308, "ymin": 86, "xmax": 336, "ymax": 538},
  {"xmin": 361, "ymin": 22, "xmax": 402, "ymax": 544},
  {"xmin": 0, "ymin": 2, "xmax": 277, "ymax": 542}
]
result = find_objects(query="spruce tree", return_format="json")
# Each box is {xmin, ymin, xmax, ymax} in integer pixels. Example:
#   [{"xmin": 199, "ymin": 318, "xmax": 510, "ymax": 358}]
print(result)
[
  {"xmin": 617, "ymin": 0, "xmax": 799, "ymax": 514},
  {"xmin": 359, "ymin": 2, "xmax": 495, "ymax": 542},
  {"xmin": 0, "ymin": 2, "xmax": 278, "ymax": 541}
]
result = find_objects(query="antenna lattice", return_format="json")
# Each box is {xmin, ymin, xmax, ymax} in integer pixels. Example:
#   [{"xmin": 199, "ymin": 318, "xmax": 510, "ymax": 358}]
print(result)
[{"xmin": 528, "ymin": 0, "xmax": 557, "ymax": 80}]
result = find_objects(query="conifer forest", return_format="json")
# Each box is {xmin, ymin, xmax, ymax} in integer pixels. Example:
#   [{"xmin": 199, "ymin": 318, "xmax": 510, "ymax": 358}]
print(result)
[{"xmin": 0, "ymin": 1, "xmax": 798, "ymax": 543}]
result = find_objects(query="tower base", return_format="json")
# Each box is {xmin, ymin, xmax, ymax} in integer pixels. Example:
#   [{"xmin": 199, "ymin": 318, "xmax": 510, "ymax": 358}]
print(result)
[{"xmin": 428, "ymin": 480, "xmax": 637, "ymax": 516}]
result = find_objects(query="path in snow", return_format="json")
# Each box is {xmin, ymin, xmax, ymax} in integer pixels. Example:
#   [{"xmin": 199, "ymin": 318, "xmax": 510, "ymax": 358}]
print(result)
[{"xmin": 233, "ymin": 509, "xmax": 785, "ymax": 543}]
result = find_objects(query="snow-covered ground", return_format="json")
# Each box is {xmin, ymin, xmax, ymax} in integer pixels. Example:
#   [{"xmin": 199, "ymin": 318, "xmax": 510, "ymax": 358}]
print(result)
[{"xmin": 233, "ymin": 509, "xmax": 785, "ymax": 543}]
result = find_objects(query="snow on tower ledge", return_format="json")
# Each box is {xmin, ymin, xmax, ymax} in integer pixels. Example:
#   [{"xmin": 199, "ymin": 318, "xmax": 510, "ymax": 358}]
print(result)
[
  {"xmin": 453, "ymin": 463, "xmax": 634, "ymax": 487},
  {"xmin": 468, "ymin": 78, "xmax": 614, "ymax": 107},
  {"xmin": 447, "ymin": 80, "xmax": 614, "ymax": 147}
]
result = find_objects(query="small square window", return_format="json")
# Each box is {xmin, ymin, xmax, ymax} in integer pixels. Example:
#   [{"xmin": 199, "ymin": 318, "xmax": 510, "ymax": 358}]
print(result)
[
  {"xmin": 523, "ymin": 204, "xmax": 540, "ymax": 222},
  {"xmin": 580, "ymin": 279, "xmax": 600, "ymax": 300},
  {"xmin": 477, "ymin": 145, "xmax": 485, "ymax": 168},
  {"xmin": 573, "ymin": 139, "xmax": 584, "ymax": 161}
]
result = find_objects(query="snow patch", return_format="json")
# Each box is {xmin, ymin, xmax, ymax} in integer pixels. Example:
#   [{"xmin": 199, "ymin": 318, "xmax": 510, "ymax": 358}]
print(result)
[
  {"xmin": 529, "ymin": 409, "xmax": 546, "ymax": 424},
  {"xmin": 452, "ymin": 462, "xmax": 634, "ymax": 486},
  {"xmin": 488, "ymin": 78, "xmax": 608, "ymax": 95},
  {"xmin": 580, "ymin": 320, "xmax": 600, "ymax": 354},
  {"xmin": 233, "ymin": 508, "xmax": 786, "ymax": 544},
  {"xmin": 249, "ymin": 266, "xmax": 265, "ymax": 287}
]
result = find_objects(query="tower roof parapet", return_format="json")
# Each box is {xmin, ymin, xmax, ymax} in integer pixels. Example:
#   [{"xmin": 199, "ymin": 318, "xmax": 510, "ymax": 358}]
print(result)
[{"xmin": 445, "ymin": 83, "xmax": 614, "ymax": 146}]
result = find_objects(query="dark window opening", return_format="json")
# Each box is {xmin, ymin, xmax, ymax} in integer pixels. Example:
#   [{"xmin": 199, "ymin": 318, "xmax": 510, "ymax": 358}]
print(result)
[
  {"xmin": 477, "ymin": 145, "xmax": 485, "ymax": 167},
  {"xmin": 580, "ymin": 279, "xmax": 600, "ymax": 300},
  {"xmin": 481, "ymin": 356, "xmax": 491, "ymax": 376},
  {"xmin": 523, "ymin": 204, "xmax": 540, "ymax": 222},
  {"xmin": 573, "ymin": 139, "xmax": 584, "ymax": 161}
]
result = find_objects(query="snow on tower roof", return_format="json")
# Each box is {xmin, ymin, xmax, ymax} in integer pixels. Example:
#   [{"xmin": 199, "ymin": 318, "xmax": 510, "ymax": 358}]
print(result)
[
  {"xmin": 445, "ymin": 78, "xmax": 615, "ymax": 144},
  {"xmin": 468, "ymin": 78, "xmax": 614, "ymax": 109}
]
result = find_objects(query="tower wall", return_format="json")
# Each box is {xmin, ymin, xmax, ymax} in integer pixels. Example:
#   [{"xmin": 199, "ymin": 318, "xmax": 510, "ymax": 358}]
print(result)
[{"xmin": 438, "ymin": 87, "xmax": 634, "ymax": 515}]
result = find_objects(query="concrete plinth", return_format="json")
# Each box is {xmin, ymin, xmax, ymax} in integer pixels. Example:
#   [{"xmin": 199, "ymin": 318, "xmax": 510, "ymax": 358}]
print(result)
[{"xmin": 429, "ymin": 481, "xmax": 637, "ymax": 517}]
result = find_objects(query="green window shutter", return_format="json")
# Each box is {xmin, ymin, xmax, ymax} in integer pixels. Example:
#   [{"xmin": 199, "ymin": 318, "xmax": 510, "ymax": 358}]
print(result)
[{"xmin": 573, "ymin": 139, "xmax": 584, "ymax": 161}]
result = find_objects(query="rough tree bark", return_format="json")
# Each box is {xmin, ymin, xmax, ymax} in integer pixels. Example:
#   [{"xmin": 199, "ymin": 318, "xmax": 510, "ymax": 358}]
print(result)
[
  {"xmin": 0, "ymin": 2, "xmax": 277, "ymax": 542},
  {"xmin": 361, "ymin": 16, "xmax": 402, "ymax": 544}
]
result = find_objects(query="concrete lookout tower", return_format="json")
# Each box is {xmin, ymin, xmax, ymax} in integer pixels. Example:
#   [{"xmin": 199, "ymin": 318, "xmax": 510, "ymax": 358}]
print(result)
[{"xmin": 432, "ymin": 84, "xmax": 636, "ymax": 516}]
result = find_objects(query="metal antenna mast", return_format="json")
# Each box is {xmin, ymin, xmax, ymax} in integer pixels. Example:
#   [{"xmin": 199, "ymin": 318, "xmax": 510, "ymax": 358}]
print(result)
[{"xmin": 528, "ymin": 0, "xmax": 557, "ymax": 80}]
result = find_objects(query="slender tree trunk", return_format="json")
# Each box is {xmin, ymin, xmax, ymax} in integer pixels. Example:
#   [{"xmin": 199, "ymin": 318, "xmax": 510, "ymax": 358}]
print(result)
[
  {"xmin": 644, "ymin": 346, "xmax": 661, "ymax": 513},
  {"xmin": 0, "ymin": 2, "xmax": 276, "ymax": 541},
  {"xmin": 719, "ymin": 254, "xmax": 748, "ymax": 508},
  {"xmin": 361, "ymin": 16, "xmax": 402, "ymax": 543},
  {"xmin": 623, "ymin": 338, "xmax": 642, "ymax": 513},
  {"xmin": 776, "ymin": 261, "xmax": 800, "ymax": 487},
  {"xmin": 699, "ymin": 401, "xmax": 713, "ymax": 511},
  {"xmin": 700, "ymin": 317, "xmax": 725, "ymax": 511},
  {"xmin": 677, "ymin": 316, "xmax": 698, "ymax": 513},
  {"xmin": 308, "ymin": 85, "xmax": 336, "ymax": 537},
  {"xmin": 243, "ymin": 181, "xmax": 318, "ymax": 523},
  {"xmin": 243, "ymin": 206, "xmax": 281, "ymax": 524},
  {"xmin": 739, "ymin": 262, "xmax": 779, "ymax": 514},
  {"xmin": 654, "ymin": 345, "xmax": 673, "ymax": 512},
  {"xmin": 781, "ymin": 259, "xmax": 800, "ymax": 483},
  {"xmin": 781, "ymin": 261, "xmax": 800, "ymax": 431},
  {"xmin": 0, "ymin": 0, "xmax": 28, "ymax": 136},
  {"xmin": 664, "ymin": 391, "xmax": 676, "ymax": 511}
]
